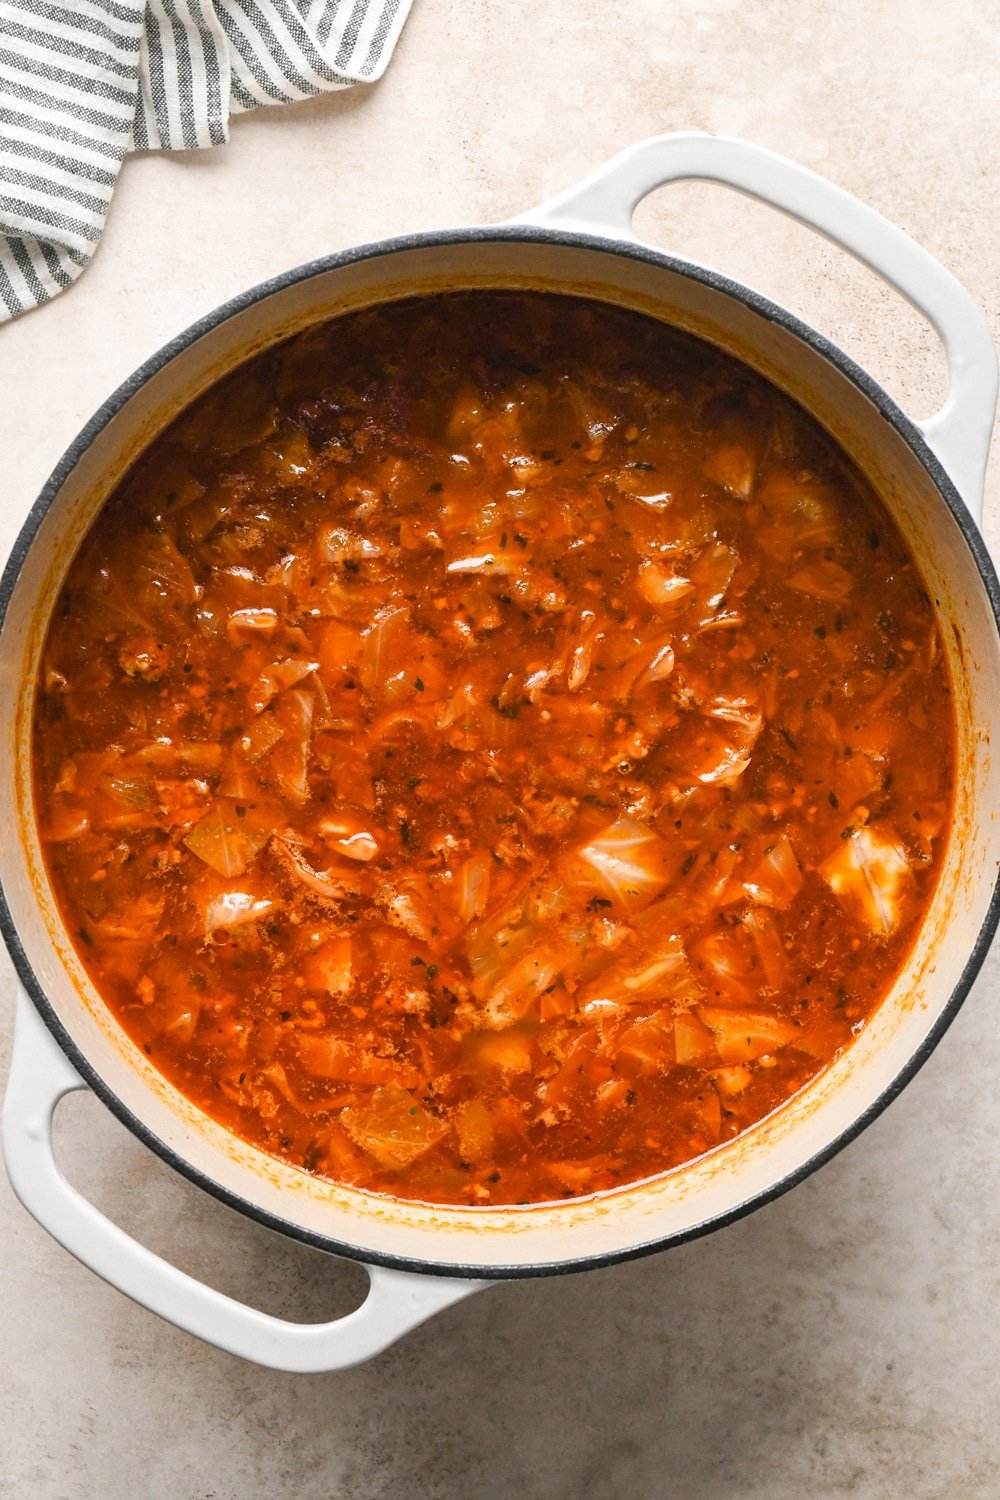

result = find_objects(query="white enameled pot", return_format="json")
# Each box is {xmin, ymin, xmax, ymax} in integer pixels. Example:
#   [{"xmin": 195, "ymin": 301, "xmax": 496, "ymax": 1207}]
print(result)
[{"xmin": 2, "ymin": 134, "xmax": 998, "ymax": 1374}]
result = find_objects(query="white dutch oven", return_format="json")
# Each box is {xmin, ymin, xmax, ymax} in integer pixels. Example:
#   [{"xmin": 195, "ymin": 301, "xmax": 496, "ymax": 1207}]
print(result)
[{"xmin": 2, "ymin": 134, "xmax": 998, "ymax": 1374}]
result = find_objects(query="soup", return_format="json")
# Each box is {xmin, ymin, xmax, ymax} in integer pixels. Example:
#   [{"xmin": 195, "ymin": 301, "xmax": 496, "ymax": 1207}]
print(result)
[{"xmin": 33, "ymin": 292, "xmax": 954, "ymax": 1206}]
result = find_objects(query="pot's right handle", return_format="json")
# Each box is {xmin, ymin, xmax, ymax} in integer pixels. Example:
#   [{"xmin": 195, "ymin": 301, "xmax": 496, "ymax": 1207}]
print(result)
[
  {"xmin": 514, "ymin": 133, "xmax": 998, "ymax": 524},
  {"xmin": 2, "ymin": 990, "xmax": 486, "ymax": 1373}
]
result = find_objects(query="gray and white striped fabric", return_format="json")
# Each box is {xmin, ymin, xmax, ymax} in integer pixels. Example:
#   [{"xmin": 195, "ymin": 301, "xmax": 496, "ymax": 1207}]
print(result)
[{"xmin": 0, "ymin": 0, "xmax": 413, "ymax": 321}]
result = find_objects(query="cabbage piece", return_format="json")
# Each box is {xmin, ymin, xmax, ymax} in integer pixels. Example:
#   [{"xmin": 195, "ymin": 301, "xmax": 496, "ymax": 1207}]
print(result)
[
  {"xmin": 464, "ymin": 876, "xmax": 575, "ymax": 1002},
  {"xmin": 756, "ymin": 473, "xmax": 841, "ymax": 561},
  {"xmin": 133, "ymin": 739, "xmax": 223, "ymax": 771},
  {"xmin": 609, "ymin": 633, "xmax": 677, "ymax": 700},
  {"xmin": 690, "ymin": 541, "xmax": 739, "ymax": 614},
  {"xmin": 326, "ymin": 830, "xmax": 379, "ymax": 863},
  {"xmin": 742, "ymin": 834, "xmax": 802, "ymax": 910},
  {"xmin": 226, "ymin": 607, "xmax": 279, "ymax": 642},
  {"xmin": 93, "ymin": 770, "xmax": 158, "ymax": 831},
  {"xmin": 698, "ymin": 742, "xmax": 753, "ymax": 787},
  {"xmin": 574, "ymin": 816, "xmax": 674, "ymax": 911},
  {"xmin": 579, "ymin": 931, "xmax": 699, "ymax": 1008},
  {"xmin": 96, "ymin": 894, "xmax": 165, "ymax": 944},
  {"xmin": 317, "ymin": 526, "xmax": 384, "ymax": 563},
  {"xmin": 693, "ymin": 928, "xmax": 756, "ymax": 1007},
  {"xmin": 698, "ymin": 1005, "xmax": 800, "ymax": 1063},
  {"xmin": 636, "ymin": 561, "xmax": 694, "ymax": 606},
  {"xmin": 446, "ymin": 551, "xmax": 519, "ymax": 575},
  {"xmin": 713, "ymin": 1065, "xmax": 752, "ymax": 1095},
  {"xmin": 741, "ymin": 907, "xmax": 787, "ymax": 989},
  {"xmin": 614, "ymin": 1011, "xmax": 677, "ymax": 1073},
  {"xmin": 297, "ymin": 1036, "xmax": 416, "ymax": 1087},
  {"xmin": 482, "ymin": 946, "xmax": 565, "ymax": 1029},
  {"xmin": 566, "ymin": 609, "xmax": 601, "ymax": 692},
  {"xmin": 237, "ymin": 712, "xmax": 285, "ymax": 764},
  {"xmin": 465, "ymin": 877, "xmax": 580, "ymax": 1028},
  {"xmin": 380, "ymin": 879, "xmax": 437, "ymax": 941},
  {"xmin": 134, "ymin": 531, "xmax": 198, "ymax": 615},
  {"xmin": 318, "ymin": 619, "xmax": 363, "ymax": 688},
  {"xmin": 339, "ymin": 1084, "xmax": 448, "ymax": 1170},
  {"xmin": 615, "ymin": 469, "xmax": 672, "ymax": 509},
  {"xmin": 693, "ymin": 694, "xmax": 764, "ymax": 787},
  {"xmin": 703, "ymin": 439, "xmax": 757, "ymax": 499},
  {"xmin": 694, "ymin": 1086, "xmax": 723, "ymax": 1142},
  {"xmin": 247, "ymin": 658, "xmax": 318, "ymax": 714},
  {"xmin": 538, "ymin": 1032, "xmax": 606, "ymax": 1109},
  {"xmin": 456, "ymin": 1098, "xmax": 494, "ymax": 1165},
  {"xmin": 265, "ymin": 430, "xmax": 314, "ymax": 481},
  {"xmin": 261, "ymin": 1061, "xmax": 354, "ymax": 1119},
  {"xmin": 272, "ymin": 835, "xmax": 360, "ymax": 902},
  {"xmin": 465, "ymin": 881, "xmax": 539, "ymax": 994},
  {"xmin": 466, "ymin": 1029, "xmax": 536, "ymax": 1077},
  {"xmin": 203, "ymin": 890, "xmax": 275, "ymax": 939},
  {"xmin": 637, "ymin": 640, "xmax": 676, "ymax": 688},
  {"xmin": 359, "ymin": 606, "xmax": 413, "ymax": 701},
  {"xmin": 183, "ymin": 800, "xmax": 275, "ymax": 877},
  {"xmin": 786, "ymin": 559, "xmax": 854, "ymax": 602},
  {"xmin": 302, "ymin": 935, "xmax": 353, "ymax": 996},
  {"xmin": 318, "ymin": 812, "xmax": 381, "ymax": 863},
  {"xmin": 674, "ymin": 1011, "xmax": 718, "ymax": 1065},
  {"xmin": 269, "ymin": 689, "xmax": 314, "ymax": 804},
  {"xmin": 819, "ymin": 822, "xmax": 913, "ymax": 935},
  {"xmin": 456, "ymin": 852, "xmax": 491, "ymax": 923}
]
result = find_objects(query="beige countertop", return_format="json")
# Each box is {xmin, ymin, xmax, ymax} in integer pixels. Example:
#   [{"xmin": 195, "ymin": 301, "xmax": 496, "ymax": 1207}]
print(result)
[{"xmin": 3, "ymin": 2, "xmax": 1000, "ymax": 1495}]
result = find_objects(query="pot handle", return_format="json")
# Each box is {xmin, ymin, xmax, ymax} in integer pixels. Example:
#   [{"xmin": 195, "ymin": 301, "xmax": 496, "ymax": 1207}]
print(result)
[
  {"xmin": 2, "ymin": 990, "xmax": 486, "ymax": 1373},
  {"xmin": 514, "ymin": 133, "xmax": 997, "ymax": 524}
]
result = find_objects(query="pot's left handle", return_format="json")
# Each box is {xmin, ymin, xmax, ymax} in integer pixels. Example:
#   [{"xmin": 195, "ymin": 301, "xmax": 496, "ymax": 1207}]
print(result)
[{"xmin": 2, "ymin": 991, "xmax": 487, "ymax": 1373}]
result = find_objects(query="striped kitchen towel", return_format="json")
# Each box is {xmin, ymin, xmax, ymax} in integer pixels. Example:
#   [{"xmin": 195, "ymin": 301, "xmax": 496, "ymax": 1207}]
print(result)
[{"xmin": 0, "ymin": 0, "xmax": 414, "ymax": 321}]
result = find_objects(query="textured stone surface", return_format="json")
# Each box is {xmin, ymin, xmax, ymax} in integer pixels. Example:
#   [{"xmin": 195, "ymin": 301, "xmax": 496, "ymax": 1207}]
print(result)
[{"xmin": 2, "ymin": 2, "xmax": 1000, "ymax": 1495}]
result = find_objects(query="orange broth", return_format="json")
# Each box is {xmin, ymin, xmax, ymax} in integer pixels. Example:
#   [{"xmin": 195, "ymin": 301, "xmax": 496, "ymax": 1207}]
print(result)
[{"xmin": 33, "ymin": 292, "xmax": 954, "ymax": 1206}]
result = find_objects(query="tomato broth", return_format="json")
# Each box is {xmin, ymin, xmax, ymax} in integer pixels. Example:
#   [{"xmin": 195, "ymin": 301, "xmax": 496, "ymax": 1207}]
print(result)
[{"xmin": 34, "ymin": 292, "xmax": 954, "ymax": 1206}]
